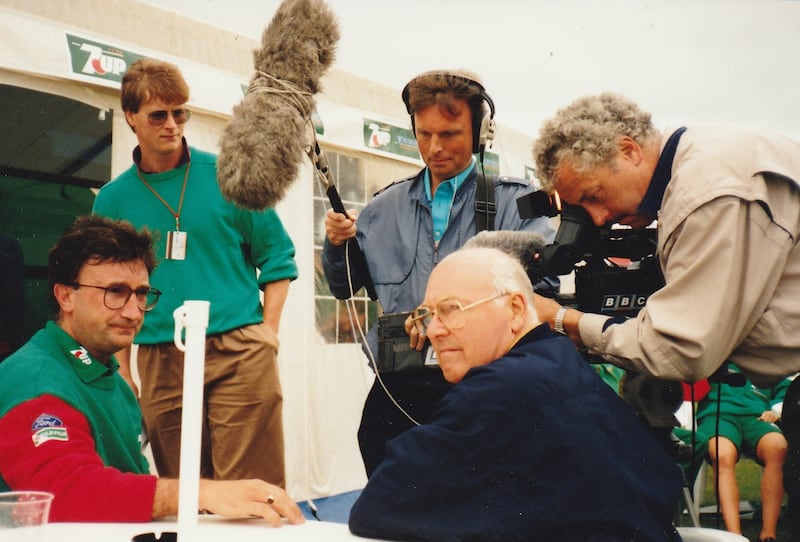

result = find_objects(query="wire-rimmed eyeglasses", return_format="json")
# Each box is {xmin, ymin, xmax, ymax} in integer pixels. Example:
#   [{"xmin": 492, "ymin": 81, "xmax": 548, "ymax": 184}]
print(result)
[
  {"xmin": 144, "ymin": 108, "xmax": 191, "ymax": 126},
  {"xmin": 70, "ymin": 283, "xmax": 162, "ymax": 312},
  {"xmin": 410, "ymin": 292, "xmax": 509, "ymax": 335}
]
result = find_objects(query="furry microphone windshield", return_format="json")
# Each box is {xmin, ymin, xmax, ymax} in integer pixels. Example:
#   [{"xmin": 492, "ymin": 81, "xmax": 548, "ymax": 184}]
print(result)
[
  {"xmin": 217, "ymin": 0, "xmax": 340, "ymax": 210},
  {"xmin": 464, "ymin": 230, "xmax": 547, "ymax": 278}
]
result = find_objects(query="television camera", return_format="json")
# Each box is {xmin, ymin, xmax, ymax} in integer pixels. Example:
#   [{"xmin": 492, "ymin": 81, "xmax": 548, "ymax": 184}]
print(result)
[
  {"xmin": 518, "ymin": 190, "xmax": 689, "ymax": 459},
  {"xmin": 518, "ymin": 190, "xmax": 663, "ymax": 316}
]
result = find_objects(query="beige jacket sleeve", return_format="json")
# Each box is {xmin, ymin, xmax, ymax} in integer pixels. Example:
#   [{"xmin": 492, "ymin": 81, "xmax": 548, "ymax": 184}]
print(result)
[{"xmin": 579, "ymin": 196, "xmax": 789, "ymax": 384}]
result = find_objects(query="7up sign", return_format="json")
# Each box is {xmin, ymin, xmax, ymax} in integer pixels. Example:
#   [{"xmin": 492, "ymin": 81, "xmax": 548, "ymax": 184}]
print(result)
[{"xmin": 66, "ymin": 33, "xmax": 143, "ymax": 84}]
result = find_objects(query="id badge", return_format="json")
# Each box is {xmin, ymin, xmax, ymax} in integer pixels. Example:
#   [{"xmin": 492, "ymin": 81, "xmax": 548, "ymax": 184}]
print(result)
[
  {"xmin": 165, "ymin": 230, "xmax": 187, "ymax": 260},
  {"xmin": 424, "ymin": 346, "xmax": 438, "ymax": 367}
]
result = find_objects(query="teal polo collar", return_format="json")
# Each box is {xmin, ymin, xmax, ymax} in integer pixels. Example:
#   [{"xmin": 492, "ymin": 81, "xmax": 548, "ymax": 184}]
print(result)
[
  {"xmin": 424, "ymin": 158, "xmax": 476, "ymax": 243},
  {"xmin": 45, "ymin": 321, "xmax": 119, "ymax": 389},
  {"xmin": 423, "ymin": 157, "xmax": 476, "ymax": 202}
]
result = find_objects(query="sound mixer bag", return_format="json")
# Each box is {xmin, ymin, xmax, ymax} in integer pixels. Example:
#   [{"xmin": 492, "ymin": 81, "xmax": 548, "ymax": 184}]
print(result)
[{"xmin": 376, "ymin": 312, "xmax": 430, "ymax": 372}]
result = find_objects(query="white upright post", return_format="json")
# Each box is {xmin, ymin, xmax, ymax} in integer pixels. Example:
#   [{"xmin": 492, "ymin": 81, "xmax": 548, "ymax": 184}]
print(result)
[{"xmin": 172, "ymin": 300, "xmax": 210, "ymax": 539}]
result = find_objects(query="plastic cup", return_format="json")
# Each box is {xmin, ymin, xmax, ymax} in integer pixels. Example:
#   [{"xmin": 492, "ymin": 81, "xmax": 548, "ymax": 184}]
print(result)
[{"xmin": 0, "ymin": 491, "xmax": 54, "ymax": 539}]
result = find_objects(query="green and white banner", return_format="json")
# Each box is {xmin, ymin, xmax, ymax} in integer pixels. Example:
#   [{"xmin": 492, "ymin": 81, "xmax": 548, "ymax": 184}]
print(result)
[{"xmin": 66, "ymin": 33, "xmax": 142, "ymax": 83}]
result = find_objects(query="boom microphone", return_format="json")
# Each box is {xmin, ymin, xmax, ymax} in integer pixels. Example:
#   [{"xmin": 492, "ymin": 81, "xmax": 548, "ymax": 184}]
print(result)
[
  {"xmin": 311, "ymin": 138, "xmax": 377, "ymax": 300},
  {"xmin": 464, "ymin": 230, "xmax": 547, "ymax": 278},
  {"xmin": 216, "ymin": 0, "xmax": 340, "ymax": 210}
]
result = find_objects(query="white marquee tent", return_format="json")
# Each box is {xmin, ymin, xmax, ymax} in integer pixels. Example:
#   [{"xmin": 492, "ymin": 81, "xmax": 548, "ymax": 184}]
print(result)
[{"xmin": 0, "ymin": 0, "xmax": 538, "ymax": 505}]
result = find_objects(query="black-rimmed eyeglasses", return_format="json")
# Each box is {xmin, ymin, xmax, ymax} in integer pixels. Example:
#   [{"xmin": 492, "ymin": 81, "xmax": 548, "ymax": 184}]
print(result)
[
  {"xmin": 70, "ymin": 284, "xmax": 162, "ymax": 312},
  {"xmin": 144, "ymin": 108, "xmax": 191, "ymax": 126},
  {"xmin": 410, "ymin": 292, "xmax": 509, "ymax": 335}
]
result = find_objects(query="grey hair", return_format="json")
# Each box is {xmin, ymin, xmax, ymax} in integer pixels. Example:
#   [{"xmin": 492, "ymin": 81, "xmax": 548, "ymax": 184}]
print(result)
[
  {"xmin": 473, "ymin": 248, "xmax": 535, "ymax": 308},
  {"xmin": 532, "ymin": 92, "xmax": 660, "ymax": 192}
]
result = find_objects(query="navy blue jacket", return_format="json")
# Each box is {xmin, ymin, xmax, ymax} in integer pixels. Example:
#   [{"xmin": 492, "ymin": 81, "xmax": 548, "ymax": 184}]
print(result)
[{"xmin": 349, "ymin": 325, "xmax": 682, "ymax": 541}]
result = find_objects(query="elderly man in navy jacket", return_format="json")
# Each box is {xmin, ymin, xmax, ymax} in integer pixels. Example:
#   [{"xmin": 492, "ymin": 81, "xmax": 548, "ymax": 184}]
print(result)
[{"xmin": 348, "ymin": 247, "xmax": 682, "ymax": 542}]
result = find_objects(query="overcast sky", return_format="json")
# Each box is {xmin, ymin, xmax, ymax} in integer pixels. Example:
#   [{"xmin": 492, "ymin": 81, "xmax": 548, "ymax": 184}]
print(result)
[{"xmin": 143, "ymin": 0, "xmax": 800, "ymax": 140}]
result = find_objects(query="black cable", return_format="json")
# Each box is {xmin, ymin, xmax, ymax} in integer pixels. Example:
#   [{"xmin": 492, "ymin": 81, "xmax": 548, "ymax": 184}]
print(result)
[
  {"xmin": 713, "ymin": 381, "xmax": 722, "ymax": 530},
  {"xmin": 691, "ymin": 385, "xmax": 697, "ymax": 481},
  {"xmin": 306, "ymin": 499, "xmax": 321, "ymax": 521}
]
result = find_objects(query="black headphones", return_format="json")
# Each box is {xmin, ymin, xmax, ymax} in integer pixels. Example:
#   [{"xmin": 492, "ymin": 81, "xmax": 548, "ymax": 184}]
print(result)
[{"xmin": 401, "ymin": 71, "xmax": 496, "ymax": 154}]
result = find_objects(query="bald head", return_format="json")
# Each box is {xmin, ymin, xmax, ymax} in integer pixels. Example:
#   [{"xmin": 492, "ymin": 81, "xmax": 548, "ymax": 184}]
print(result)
[
  {"xmin": 421, "ymin": 248, "xmax": 539, "ymax": 383},
  {"xmin": 428, "ymin": 247, "xmax": 535, "ymax": 304}
]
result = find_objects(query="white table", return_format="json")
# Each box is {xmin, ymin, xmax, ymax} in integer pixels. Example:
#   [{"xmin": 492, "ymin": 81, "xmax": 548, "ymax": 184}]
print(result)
[
  {"xmin": 3, "ymin": 516, "xmax": 384, "ymax": 542},
  {"xmin": 3, "ymin": 520, "xmax": 746, "ymax": 542}
]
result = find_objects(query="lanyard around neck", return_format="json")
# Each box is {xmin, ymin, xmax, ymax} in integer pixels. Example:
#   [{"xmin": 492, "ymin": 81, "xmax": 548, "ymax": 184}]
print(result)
[{"xmin": 136, "ymin": 161, "xmax": 191, "ymax": 230}]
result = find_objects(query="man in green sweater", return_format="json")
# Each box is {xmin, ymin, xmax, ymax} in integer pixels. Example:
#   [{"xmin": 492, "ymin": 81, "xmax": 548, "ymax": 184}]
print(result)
[{"xmin": 93, "ymin": 58, "xmax": 297, "ymax": 486}]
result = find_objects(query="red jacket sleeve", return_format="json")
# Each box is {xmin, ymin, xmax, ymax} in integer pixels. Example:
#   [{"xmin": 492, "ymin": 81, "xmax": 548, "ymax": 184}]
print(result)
[{"xmin": 0, "ymin": 394, "xmax": 157, "ymax": 522}]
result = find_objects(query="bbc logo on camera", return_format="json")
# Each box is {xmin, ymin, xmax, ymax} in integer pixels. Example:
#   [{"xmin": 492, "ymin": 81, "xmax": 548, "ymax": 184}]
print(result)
[{"xmin": 601, "ymin": 294, "xmax": 648, "ymax": 314}]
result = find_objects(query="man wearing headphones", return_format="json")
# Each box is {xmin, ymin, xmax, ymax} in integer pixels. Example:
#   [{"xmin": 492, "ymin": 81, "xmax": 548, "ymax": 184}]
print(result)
[{"xmin": 322, "ymin": 69, "xmax": 555, "ymax": 476}]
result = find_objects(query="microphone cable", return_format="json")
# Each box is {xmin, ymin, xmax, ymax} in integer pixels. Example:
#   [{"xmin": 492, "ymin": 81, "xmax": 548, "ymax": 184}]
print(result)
[
  {"xmin": 311, "ymin": 151, "xmax": 420, "ymax": 427},
  {"xmin": 713, "ymin": 381, "xmax": 722, "ymax": 530}
]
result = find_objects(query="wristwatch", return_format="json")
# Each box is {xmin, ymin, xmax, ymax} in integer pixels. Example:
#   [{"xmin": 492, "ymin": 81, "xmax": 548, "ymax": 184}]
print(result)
[{"xmin": 554, "ymin": 306, "xmax": 569, "ymax": 335}]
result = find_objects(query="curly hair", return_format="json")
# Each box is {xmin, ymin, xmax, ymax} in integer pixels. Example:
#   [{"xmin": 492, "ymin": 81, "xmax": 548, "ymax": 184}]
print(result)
[
  {"xmin": 47, "ymin": 215, "xmax": 157, "ymax": 313},
  {"xmin": 532, "ymin": 93, "xmax": 659, "ymax": 192},
  {"xmin": 121, "ymin": 57, "xmax": 190, "ymax": 114}
]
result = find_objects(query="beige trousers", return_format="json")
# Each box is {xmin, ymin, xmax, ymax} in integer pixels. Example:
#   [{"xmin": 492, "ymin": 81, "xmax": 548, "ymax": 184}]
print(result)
[{"xmin": 137, "ymin": 322, "xmax": 285, "ymax": 487}]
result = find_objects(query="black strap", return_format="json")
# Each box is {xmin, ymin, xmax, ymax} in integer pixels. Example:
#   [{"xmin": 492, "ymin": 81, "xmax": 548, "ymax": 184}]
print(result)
[{"xmin": 474, "ymin": 156, "xmax": 496, "ymax": 232}]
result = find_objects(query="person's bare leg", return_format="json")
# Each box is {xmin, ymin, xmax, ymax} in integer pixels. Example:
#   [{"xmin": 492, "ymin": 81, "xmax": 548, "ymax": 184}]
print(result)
[
  {"xmin": 708, "ymin": 436, "xmax": 742, "ymax": 533},
  {"xmin": 755, "ymin": 432, "xmax": 787, "ymax": 541}
]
